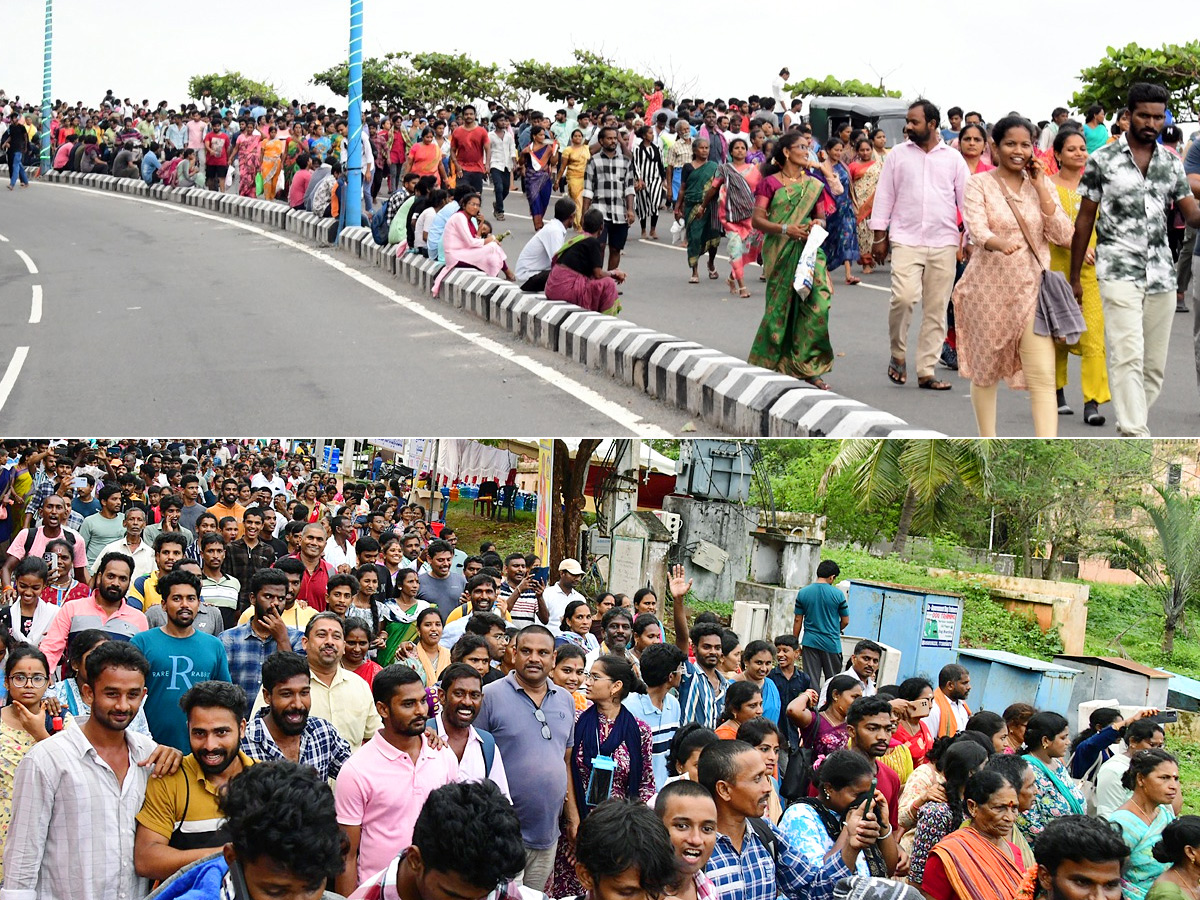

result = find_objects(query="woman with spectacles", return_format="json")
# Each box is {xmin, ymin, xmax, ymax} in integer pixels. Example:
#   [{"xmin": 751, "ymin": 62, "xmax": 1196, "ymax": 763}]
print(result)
[
  {"xmin": 0, "ymin": 645, "xmax": 72, "ymax": 879},
  {"xmin": 921, "ymin": 770, "xmax": 1026, "ymax": 900},
  {"xmin": 548, "ymin": 654, "xmax": 655, "ymax": 897}
]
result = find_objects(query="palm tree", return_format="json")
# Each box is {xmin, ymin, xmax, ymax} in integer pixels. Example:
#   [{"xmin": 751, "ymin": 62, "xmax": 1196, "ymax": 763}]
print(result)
[
  {"xmin": 1105, "ymin": 484, "xmax": 1200, "ymax": 654},
  {"xmin": 820, "ymin": 439, "xmax": 992, "ymax": 554}
]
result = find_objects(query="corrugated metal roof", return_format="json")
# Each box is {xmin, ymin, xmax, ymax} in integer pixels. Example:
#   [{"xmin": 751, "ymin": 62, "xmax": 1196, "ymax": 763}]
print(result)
[
  {"xmin": 1162, "ymin": 669, "xmax": 1200, "ymax": 700},
  {"xmin": 1053, "ymin": 656, "xmax": 1171, "ymax": 679},
  {"xmin": 959, "ymin": 649, "xmax": 1082, "ymax": 674}
]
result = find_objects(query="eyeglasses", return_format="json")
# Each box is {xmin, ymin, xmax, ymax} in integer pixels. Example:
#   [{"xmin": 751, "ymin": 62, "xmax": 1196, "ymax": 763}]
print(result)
[
  {"xmin": 584, "ymin": 672, "xmax": 611, "ymax": 683},
  {"xmin": 9, "ymin": 673, "xmax": 48, "ymax": 688},
  {"xmin": 532, "ymin": 707, "xmax": 552, "ymax": 740}
]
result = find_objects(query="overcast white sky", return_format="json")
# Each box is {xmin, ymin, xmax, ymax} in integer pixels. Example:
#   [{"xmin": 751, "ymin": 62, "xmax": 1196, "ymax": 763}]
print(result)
[{"xmin": 1, "ymin": 0, "xmax": 1190, "ymax": 126}]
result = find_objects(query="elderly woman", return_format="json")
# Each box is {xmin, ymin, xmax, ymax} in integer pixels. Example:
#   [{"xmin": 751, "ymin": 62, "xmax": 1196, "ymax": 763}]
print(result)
[{"xmin": 430, "ymin": 192, "xmax": 516, "ymax": 297}]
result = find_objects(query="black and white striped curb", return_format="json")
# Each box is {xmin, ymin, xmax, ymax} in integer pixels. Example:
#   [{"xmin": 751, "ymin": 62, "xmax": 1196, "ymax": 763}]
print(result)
[{"xmin": 18, "ymin": 168, "xmax": 943, "ymax": 437}]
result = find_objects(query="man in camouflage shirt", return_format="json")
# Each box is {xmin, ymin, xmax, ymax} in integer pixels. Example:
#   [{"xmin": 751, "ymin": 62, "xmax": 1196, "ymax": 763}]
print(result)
[{"xmin": 1071, "ymin": 82, "xmax": 1200, "ymax": 437}]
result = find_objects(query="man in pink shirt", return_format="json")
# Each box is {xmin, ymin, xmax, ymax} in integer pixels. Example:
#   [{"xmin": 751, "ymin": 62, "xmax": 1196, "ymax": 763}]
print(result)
[
  {"xmin": 185, "ymin": 110, "xmax": 208, "ymax": 168},
  {"xmin": 870, "ymin": 99, "xmax": 970, "ymax": 391},
  {"xmin": 335, "ymin": 664, "xmax": 460, "ymax": 894},
  {"xmin": 39, "ymin": 551, "xmax": 149, "ymax": 672}
]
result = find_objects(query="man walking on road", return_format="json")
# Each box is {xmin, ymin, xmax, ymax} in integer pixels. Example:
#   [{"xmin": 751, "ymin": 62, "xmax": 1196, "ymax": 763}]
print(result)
[
  {"xmin": 871, "ymin": 99, "xmax": 969, "ymax": 392},
  {"xmin": 1070, "ymin": 82, "xmax": 1200, "ymax": 437},
  {"xmin": 582, "ymin": 126, "xmax": 637, "ymax": 273},
  {"xmin": 450, "ymin": 105, "xmax": 490, "ymax": 194}
]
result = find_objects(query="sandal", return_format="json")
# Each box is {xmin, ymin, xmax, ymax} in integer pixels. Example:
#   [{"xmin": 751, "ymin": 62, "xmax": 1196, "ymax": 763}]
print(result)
[
  {"xmin": 708, "ymin": 265, "xmax": 719, "ymax": 280},
  {"xmin": 688, "ymin": 275, "xmax": 700, "ymax": 284},
  {"xmin": 918, "ymin": 377, "xmax": 953, "ymax": 391},
  {"xmin": 806, "ymin": 377, "xmax": 830, "ymax": 390},
  {"xmin": 845, "ymin": 276, "xmax": 862, "ymax": 285},
  {"xmin": 726, "ymin": 276, "xmax": 736, "ymax": 295},
  {"xmin": 739, "ymin": 288, "xmax": 752, "ymax": 298},
  {"xmin": 887, "ymin": 358, "xmax": 907, "ymax": 385},
  {"xmin": 649, "ymin": 232, "xmax": 659, "ymax": 240}
]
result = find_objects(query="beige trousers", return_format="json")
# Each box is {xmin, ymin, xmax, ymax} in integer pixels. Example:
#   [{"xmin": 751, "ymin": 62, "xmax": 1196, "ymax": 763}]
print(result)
[
  {"xmin": 1098, "ymin": 279, "xmax": 1174, "ymax": 437},
  {"xmin": 888, "ymin": 244, "xmax": 959, "ymax": 379},
  {"xmin": 970, "ymin": 315, "xmax": 1058, "ymax": 437}
]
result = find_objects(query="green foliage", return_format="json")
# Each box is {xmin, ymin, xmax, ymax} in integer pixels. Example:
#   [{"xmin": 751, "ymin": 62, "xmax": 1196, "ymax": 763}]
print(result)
[
  {"xmin": 1171, "ymin": 739, "xmax": 1200, "ymax": 815},
  {"xmin": 188, "ymin": 72, "xmax": 282, "ymax": 108},
  {"xmin": 508, "ymin": 51, "xmax": 652, "ymax": 112},
  {"xmin": 1073, "ymin": 42, "xmax": 1200, "ymax": 121},
  {"xmin": 1084, "ymin": 581, "xmax": 1200, "ymax": 678},
  {"xmin": 786, "ymin": 76, "xmax": 901, "ymax": 99},
  {"xmin": 312, "ymin": 52, "xmax": 504, "ymax": 110}
]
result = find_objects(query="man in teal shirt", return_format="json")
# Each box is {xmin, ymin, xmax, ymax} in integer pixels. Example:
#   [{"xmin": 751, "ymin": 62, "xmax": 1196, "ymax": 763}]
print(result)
[
  {"xmin": 132, "ymin": 568, "xmax": 231, "ymax": 751},
  {"xmin": 792, "ymin": 559, "xmax": 849, "ymax": 690}
]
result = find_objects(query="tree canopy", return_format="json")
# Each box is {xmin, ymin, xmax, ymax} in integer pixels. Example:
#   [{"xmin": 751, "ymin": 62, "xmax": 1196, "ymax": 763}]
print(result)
[
  {"xmin": 785, "ymin": 75, "xmax": 901, "ymax": 100},
  {"xmin": 187, "ymin": 72, "xmax": 282, "ymax": 108},
  {"xmin": 1073, "ymin": 41, "xmax": 1200, "ymax": 121}
]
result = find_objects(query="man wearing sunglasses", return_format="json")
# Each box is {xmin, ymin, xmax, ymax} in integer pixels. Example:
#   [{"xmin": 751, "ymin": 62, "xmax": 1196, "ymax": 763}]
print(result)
[{"xmin": 475, "ymin": 625, "xmax": 576, "ymax": 893}]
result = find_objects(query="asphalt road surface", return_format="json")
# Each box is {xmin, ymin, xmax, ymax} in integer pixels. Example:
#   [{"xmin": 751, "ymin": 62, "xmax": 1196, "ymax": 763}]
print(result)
[
  {"xmin": 3, "ymin": 178, "xmax": 1197, "ymax": 437},
  {"xmin": 0, "ymin": 183, "xmax": 704, "ymax": 436}
]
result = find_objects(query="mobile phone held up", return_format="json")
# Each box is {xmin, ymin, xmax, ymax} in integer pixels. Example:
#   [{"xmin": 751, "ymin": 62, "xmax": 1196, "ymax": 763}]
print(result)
[{"xmin": 1151, "ymin": 710, "xmax": 1179, "ymax": 725}]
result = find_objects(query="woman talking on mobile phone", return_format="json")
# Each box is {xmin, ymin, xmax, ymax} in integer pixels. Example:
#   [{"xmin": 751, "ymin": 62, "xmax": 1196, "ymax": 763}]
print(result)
[{"xmin": 951, "ymin": 115, "xmax": 1074, "ymax": 437}]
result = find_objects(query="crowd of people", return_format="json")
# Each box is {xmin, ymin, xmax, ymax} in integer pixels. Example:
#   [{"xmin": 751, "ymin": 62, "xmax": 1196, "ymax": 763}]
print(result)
[
  {"xmin": 0, "ymin": 438, "xmax": 1193, "ymax": 900},
  {"xmin": 3, "ymin": 77, "xmax": 1199, "ymax": 433}
]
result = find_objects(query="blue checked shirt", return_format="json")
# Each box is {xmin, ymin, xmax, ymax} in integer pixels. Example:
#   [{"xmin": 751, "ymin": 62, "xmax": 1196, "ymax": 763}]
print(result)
[
  {"xmin": 219, "ymin": 622, "xmax": 304, "ymax": 710},
  {"xmin": 241, "ymin": 708, "xmax": 351, "ymax": 781},
  {"xmin": 680, "ymin": 660, "xmax": 728, "ymax": 729},
  {"xmin": 705, "ymin": 819, "xmax": 853, "ymax": 900}
]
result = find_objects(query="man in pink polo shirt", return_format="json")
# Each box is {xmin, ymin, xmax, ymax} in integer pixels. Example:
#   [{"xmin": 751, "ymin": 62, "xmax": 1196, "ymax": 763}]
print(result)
[
  {"xmin": 39, "ymin": 551, "xmax": 149, "ymax": 672},
  {"xmin": 335, "ymin": 664, "xmax": 460, "ymax": 894},
  {"xmin": 871, "ymin": 99, "xmax": 970, "ymax": 392}
]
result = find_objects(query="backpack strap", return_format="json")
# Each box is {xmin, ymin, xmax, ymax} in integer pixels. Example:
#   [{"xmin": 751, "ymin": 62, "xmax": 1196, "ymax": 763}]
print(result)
[
  {"xmin": 748, "ymin": 816, "xmax": 777, "ymax": 866},
  {"xmin": 476, "ymin": 726, "xmax": 496, "ymax": 778}
]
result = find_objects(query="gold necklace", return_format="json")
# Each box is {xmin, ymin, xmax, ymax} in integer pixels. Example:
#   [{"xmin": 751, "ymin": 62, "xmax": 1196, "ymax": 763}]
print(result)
[{"xmin": 1132, "ymin": 797, "xmax": 1158, "ymax": 822}]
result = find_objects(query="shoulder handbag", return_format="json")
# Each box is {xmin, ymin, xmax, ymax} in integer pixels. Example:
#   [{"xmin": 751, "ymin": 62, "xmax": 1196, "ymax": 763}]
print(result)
[{"xmin": 994, "ymin": 173, "xmax": 1086, "ymax": 345}]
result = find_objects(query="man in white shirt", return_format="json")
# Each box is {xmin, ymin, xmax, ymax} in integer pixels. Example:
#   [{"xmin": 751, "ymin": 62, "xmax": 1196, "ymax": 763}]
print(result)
[
  {"xmin": 541, "ymin": 557, "xmax": 587, "ymax": 630},
  {"xmin": 925, "ymin": 663, "xmax": 972, "ymax": 739},
  {"xmin": 324, "ymin": 515, "xmax": 357, "ymax": 572},
  {"xmin": 771, "ymin": 67, "xmax": 790, "ymax": 126},
  {"xmin": 250, "ymin": 458, "xmax": 287, "ymax": 496},
  {"xmin": 488, "ymin": 112, "xmax": 518, "ymax": 221},
  {"xmin": 516, "ymin": 197, "xmax": 576, "ymax": 291},
  {"xmin": 818, "ymin": 639, "xmax": 881, "ymax": 706},
  {"xmin": 98, "ymin": 504, "xmax": 156, "ymax": 580},
  {"xmin": 433, "ymin": 662, "xmax": 510, "ymax": 798}
]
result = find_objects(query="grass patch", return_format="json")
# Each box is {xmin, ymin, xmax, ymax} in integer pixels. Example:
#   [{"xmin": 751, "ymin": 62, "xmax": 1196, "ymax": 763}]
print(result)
[{"xmin": 442, "ymin": 499, "xmax": 535, "ymax": 556}]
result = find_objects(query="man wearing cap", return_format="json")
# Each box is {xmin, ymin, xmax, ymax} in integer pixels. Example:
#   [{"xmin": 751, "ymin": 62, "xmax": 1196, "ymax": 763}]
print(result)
[{"xmin": 542, "ymin": 559, "xmax": 587, "ymax": 630}]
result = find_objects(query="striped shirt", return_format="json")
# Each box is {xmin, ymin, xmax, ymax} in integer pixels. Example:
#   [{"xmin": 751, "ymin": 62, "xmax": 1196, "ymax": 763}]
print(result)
[
  {"xmin": 0, "ymin": 723, "xmax": 158, "ymax": 900},
  {"xmin": 705, "ymin": 819, "xmax": 852, "ymax": 900},
  {"xmin": 622, "ymin": 692, "xmax": 681, "ymax": 790},
  {"xmin": 679, "ymin": 660, "xmax": 728, "ymax": 730},
  {"xmin": 498, "ymin": 581, "xmax": 539, "ymax": 627},
  {"xmin": 200, "ymin": 573, "xmax": 240, "ymax": 613}
]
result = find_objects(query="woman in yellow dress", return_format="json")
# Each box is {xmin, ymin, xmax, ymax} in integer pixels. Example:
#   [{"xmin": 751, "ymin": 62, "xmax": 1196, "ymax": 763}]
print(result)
[
  {"xmin": 1049, "ymin": 127, "xmax": 1108, "ymax": 425},
  {"xmin": 557, "ymin": 129, "xmax": 591, "ymax": 226},
  {"xmin": 259, "ymin": 125, "xmax": 287, "ymax": 201}
]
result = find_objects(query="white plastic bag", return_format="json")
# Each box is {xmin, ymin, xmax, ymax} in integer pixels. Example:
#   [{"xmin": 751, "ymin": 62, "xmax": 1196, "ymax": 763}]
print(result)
[
  {"xmin": 225, "ymin": 166, "xmax": 234, "ymax": 188},
  {"xmin": 670, "ymin": 216, "xmax": 685, "ymax": 246},
  {"xmin": 792, "ymin": 224, "xmax": 829, "ymax": 299}
]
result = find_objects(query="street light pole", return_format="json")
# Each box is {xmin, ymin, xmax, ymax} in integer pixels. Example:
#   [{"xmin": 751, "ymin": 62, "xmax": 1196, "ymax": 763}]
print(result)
[
  {"xmin": 40, "ymin": 0, "xmax": 52, "ymax": 174},
  {"xmin": 343, "ymin": 0, "xmax": 364, "ymax": 230}
]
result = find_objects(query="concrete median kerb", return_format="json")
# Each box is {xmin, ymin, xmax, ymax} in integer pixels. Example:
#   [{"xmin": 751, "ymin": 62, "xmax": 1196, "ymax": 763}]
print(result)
[{"xmin": 14, "ymin": 169, "xmax": 933, "ymax": 437}]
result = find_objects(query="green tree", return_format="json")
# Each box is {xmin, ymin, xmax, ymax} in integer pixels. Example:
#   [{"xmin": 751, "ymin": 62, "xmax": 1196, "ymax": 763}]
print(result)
[
  {"xmin": 188, "ymin": 72, "xmax": 282, "ymax": 108},
  {"xmin": 1105, "ymin": 484, "xmax": 1200, "ymax": 654},
  {"xmin": 820, "ymin": 440, "xmax": 991, "ymax": 554},
  {"xmin": 508, "ymin": 50, "xmax": 651, "ymax": 112},
  {"xmin": 1073, "ymin": 42, "xmax": 1200, "ymax": 121},
  {"xmin": 786, "ymin": 76, "xmax": 901, "ymax": 100},
  {"xmin": 313, "ymin": 52, "xmax": 504, "ymax": 110}
]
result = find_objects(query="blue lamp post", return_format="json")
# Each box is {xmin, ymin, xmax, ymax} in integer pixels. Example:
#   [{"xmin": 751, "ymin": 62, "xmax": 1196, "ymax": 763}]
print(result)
[
  {"xmin": 342, "ymin": 0, "xmax": 364, "ymax": 230},
  {"xmin": 40, "ymin": 0, "xmax": 52, "ymax": 174}
]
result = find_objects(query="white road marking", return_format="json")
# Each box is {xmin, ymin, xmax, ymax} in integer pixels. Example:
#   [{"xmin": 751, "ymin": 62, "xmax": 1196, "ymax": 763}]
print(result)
[
  {"xmin": 14, "ymin": 250, "xmax": 37, "ymax": 274},
  {"xmin": 46, "ymin": 184, "xmax": 671, "ymax": 437},
  {"xmin": 0, "ymin": 233, "xmax": 8, "ymax": 242},
  {"xmin": 0, "ymin": 347, "xmax": 29, "ymax": 414},
  {"xmin": 29, "ymin": 285, "xmax": 42, "ymax": 324}
]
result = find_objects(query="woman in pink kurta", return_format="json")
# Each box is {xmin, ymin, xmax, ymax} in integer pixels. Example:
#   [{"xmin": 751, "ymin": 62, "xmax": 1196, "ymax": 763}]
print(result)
[
  {"xmin": 430, "ymin": 192, "xmax": 515, "ymax": 296},
  {"xmin": 952, "ymin": 117, "xmax": 1074, "ymax": 438}
]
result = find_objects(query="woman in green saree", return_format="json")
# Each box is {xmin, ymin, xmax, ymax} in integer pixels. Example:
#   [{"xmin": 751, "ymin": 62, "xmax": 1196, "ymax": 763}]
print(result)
[
  {"xmin": 1146, "ymin": 816, "xmax": 1200, "ymax": 900},
  {"xmin": 674, "ymin": 138, "xmax": 723, "ymax": 283},
  {"xmin": 747, "ymin": 131, "xmax": 835, "ymax": 389}
]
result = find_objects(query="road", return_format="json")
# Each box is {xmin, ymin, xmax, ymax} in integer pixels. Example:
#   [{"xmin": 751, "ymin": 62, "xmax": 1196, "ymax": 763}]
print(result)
[
  {"xmin": 4, "ymin": 178, "xmax": 1197, "ymax": 437},
  {"xmin": 0, "ymin": 183, "xmax": 703, "ymax": 436}
]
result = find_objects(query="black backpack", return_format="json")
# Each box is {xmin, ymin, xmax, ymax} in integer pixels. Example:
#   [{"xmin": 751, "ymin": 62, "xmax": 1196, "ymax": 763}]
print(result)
[{"xmin": 25, "ymin": 526, "xmax": 77, "ymax": 557}]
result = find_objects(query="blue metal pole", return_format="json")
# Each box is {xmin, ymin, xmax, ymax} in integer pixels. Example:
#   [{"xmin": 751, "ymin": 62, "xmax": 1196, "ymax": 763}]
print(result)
[
  {"xmin": 40, "ymin": 0, "xmax": 52, "ymax": 174},
  {"xmin": 344, "ymin": 0, "xmax": 364, "ymax": 228}
]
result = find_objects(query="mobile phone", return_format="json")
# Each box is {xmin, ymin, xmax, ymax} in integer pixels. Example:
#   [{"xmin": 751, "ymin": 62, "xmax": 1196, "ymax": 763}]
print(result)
[
  {"xmin": 72, "ymin": 477, "xmax": 86, "ymax": 489},
  {"xmin": 425, "ymin": 687, "xmax": 437, "ymax": 718},
  {"xmin": 1151, "ymin": 710, "xmax": 1179, "ymax": 724},
  {"xmin": 857, "ymin": 777, "xmax": 877, "ymax": 819},
  {"xmin": 227, "ymin": 858, "xmax": 251, "ymax": 900}
]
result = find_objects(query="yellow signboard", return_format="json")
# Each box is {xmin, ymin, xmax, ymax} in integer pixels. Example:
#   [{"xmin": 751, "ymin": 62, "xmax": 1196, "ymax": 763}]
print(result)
[{"xmin": 535, "ymin": 439, "xmax": 554, "ymax": 563}]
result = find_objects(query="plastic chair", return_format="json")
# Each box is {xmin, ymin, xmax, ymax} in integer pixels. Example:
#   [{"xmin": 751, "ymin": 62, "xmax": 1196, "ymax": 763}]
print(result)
[
  {"xmin": 474, "ymin": 481, "xmax": 498, "ymax": 517},
  {"xmin": 495, "ymin": 484, "xmax": 518, "ymax": 522}
]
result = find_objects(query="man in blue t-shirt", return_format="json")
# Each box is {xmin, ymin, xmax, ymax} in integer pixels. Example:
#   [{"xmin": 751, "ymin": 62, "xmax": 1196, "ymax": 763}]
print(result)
[
  {"xmin": 792, "ymin": 559, "xmax": 849, "ymax": 691},
  {"xmin": 132, "ymin": 568, "xmax": 231, "ymax": 752}
]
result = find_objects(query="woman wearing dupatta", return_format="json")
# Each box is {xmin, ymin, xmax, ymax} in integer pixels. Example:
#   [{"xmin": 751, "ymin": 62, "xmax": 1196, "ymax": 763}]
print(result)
[
  {"xmin": 259, "ymin": 125, "xmax": 286, "ymax": 200},
  {"xmin": 747, "ymin": 132, "xmax": 835, "ymax": 389},
  {"xmin": 1103, "ymin": 750, "xmax": 1180, "ymax": 900},
  {"xmin": 816, "ymin": 138, "xmax": 861, "ymax": 284},
  {"xmin": 922, "ymin": 770, "xmax": 1025, "ymax": 900},
  {"xmin": 703, "ymin": 137, "xmax": 762, "ymax": 298},
  {"xmin": 849, "ymin": 138, "xmax": 883, "ymax": 273},
  {"xmin": 230, "ymin": 121, "xmax": 262, "ymax": 198},
  {"xmin": 282, "ymin": 123, "xmax": 305, "ymax": 194},
  {"xmin": 430, "ymin": 192, "xmax": 516, "ymax": 297},
  {"xmin": 674, "ymin": 139, "xmax": 722, "ymax": 283},
  {"xmin": 1018, "ymin": 713, "xmax": 1086, "ymax": 846},
  {"xmin": 308, "ymin": 123, "xmax": 332, "ymax": 162},
  {"xmin": 545, "ymin": 208, "xmax": 624, "ymax": 314},
  {"xmin": 558, "ymin": 129, "xmax": 591, "ymax": 227},
  {"xmin": 519, "ymin": 125, "xmax": 559, "ymax": 230}
]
